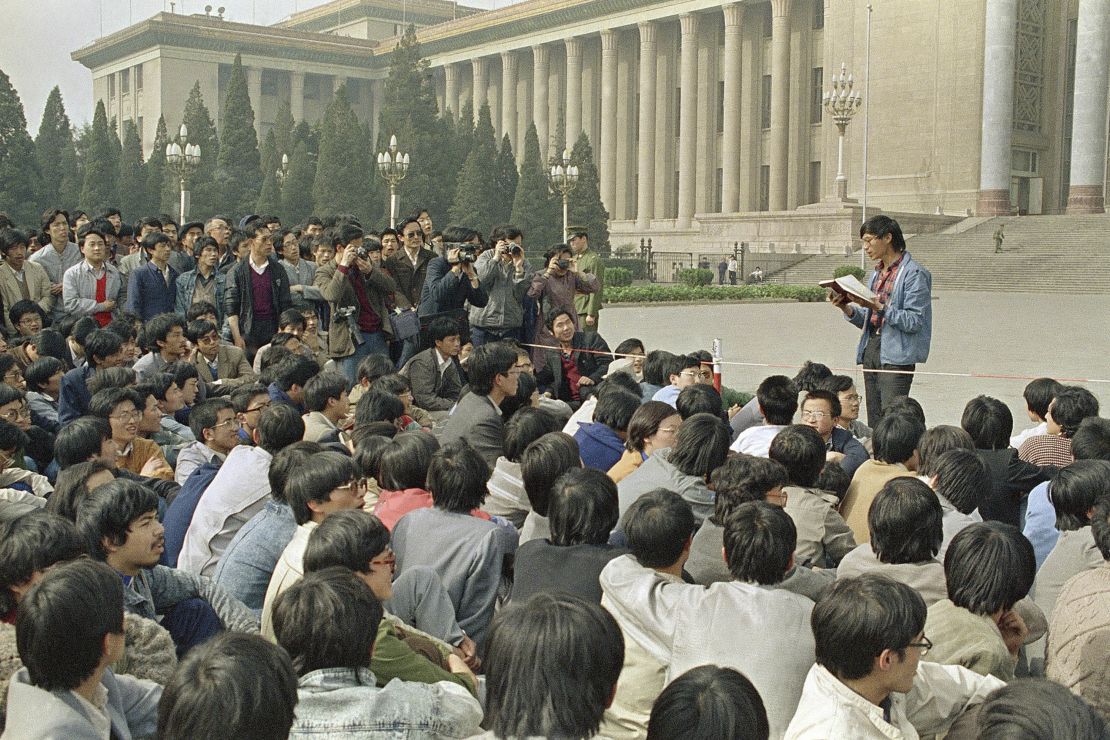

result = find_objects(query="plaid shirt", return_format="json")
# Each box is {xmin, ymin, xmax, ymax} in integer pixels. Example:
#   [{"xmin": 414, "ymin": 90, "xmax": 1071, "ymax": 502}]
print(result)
[
  {"xmin": 1017, "ymin": 434, "xmax": 1073, "ymax": 468},
  {"xmin": 869, "ymin": 253, "xmax": 905, "ymax": 329}
]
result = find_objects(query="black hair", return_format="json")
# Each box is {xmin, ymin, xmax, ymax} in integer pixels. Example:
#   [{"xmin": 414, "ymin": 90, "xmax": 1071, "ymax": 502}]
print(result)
[
  {"xmin": 868, "ymin": 477, "xmax": 943, "ymax": 564},
  {"xmin": 354, "ymin": 390, "xmax": 404, "ymax": 427},
  {"xmin": 503, "ymin": 407, "xmax": 561, "ymax": 462},
  {"xmin": 140, "ymin": 230, "xmax": 172, "ymax": 254},
  {"xmin": 141, "ymin": 312, "xmax": 186, "ymax": 354},
  {"xmin": 792, "ymin": 360, "xmax": 832, "ymax": 393},
  {"xmin": 40, "ymin": 208, "xmax": 71, "ymax": 240},
  {"xmin": 768, "ymin": 424, "xmax": 825, "ymax": 487},
  {"xmin": 16, "ymin": 559, "xmax": 124, "ymax": 691},
  {"xmin": 267, "ymin": 441, "xmax": 324, "ymax": 505},
  {"xmin": 548, "ymin": 468, "xmax": 620, "ymax": 546},
  {"xmin": 230, "ymin": 382, "xmax": 269, "ymax": 413},
  {"xmin": 468, "ymin": 342, "xmax": 518, "ymax": 396},
  {"xmin": 669, "ymin": 413, "xmax": 731, "ymax": 479},
  {"xmin": 916, "ymin": 425, "xmax": 975, "ymax": 477},
  {"xmin": 521, "ymin": 432, "xmax": 581, "ymax": 517},
  {"xmin": 104, "ymin": 318, "xmax": 138, "ymax": 348},
  {"xmin": 815, "ymin": 461, "xmax": 853, "ymax": 502},
  {"xmin": 1049, "ymin": 459, "xmax": 1110, "ymax": 531},
  {"xmin": 357, "ymin": 353, "xmax": 397, "ymax": 385},
  {"xmin": 88, "ymin": 366, "xmax": 137, "ymax": 395},
  {"xmin": 1072, "ymin": 417, "xmax": 1110, "ymax": 461},
  {"xmin": 0, "ymin": 417, "xmax": 28, "ymax": 453},
  {"xmin": 428, "ymin": 316, "xmax": 460, "ymax": 343},
  {"xmin": 46, "ymin": 460, "xmax": 116, "ymax": 521},
  {"xmin": 600, "ymin": 371, "xmax": 642, "ymax": 398},
  {"xmin": 626, "ymin": 401, "xmax": 680, "ymax": 453},
  {"xmin": 373, "ymin": 373, "xmax": 411, "ymax": 398},
  {"xmin": 185, "ymin": 300, "xmax": 219, "ymax": 322},
  {"xmin": 1023, "ymin": 377, "xmax": 1064, "ymax": 421},
  {"xmin": 166, "ymin": 360, "xmax": 199, "ymax": 391},
  {"xmin": 817, "ymin": 374, "xmax": 856, "ymax": 395},
  {"xmin": 873, "ymin": 411, "xmax": 925, "ymax": 463},
  {"xmin": 659, "ymin": 353, "xmax": 700, "ymax": 385},
  {"xmin": 0, "ymin": 512, "xmax": 85, "ymax": 614},
  {"xmin": 284, "ymin": 451, "xmax": 358, "ymax": 525},
  {"xmin": 54, "ymin": 417, "xmax": 113, "ymax": 468},
  {"xmin": 428, "ymin": 440, "xmax": 491, "ymax": 513},
  {"xmin": 755, "ymin": 375, "xmax": 798, "ymax": 425},
  {"xmin": 0, "ymin": 227, "xmax": 28, "ymax": 257},
  {"xmin": 303, "ymin": 510, "xmax": 392, "ymax": 574},
  {"xmin": 8, "ymin": 299, "xmax": 46, "ymax": 329},
  {"xmin": 485, "ymin": 593, "xmax": 624, "ymax": 740},
  {"xmin": 256, "ymin": 403, "xmax": 306, "ymax": 454},
  {"xmin": 1091, "ymin": 496, "xmax": 1110, "ymax": 561},
  {"xmin": 647, "ymin": 665, "xmax": 770, "ymax": 740},
  {"xmin": 723, "ymin": 500, "xmax": 796, "ymax": 584},
  {"xmin": 859, "ymin": 214, "xmax": 906, "ymax": 251},
  {"xmin": 500, "ymin": 371, "xmax": 538, "ymax": 419},
  {"xmin": 141, "ymin": 374, "xmax": 177, "ymax": 404},
  {"xmin": 303, "ymin": 370, "xmax": 348, "ymax": 413},
  {"xmin": 277, "ymin": 308, "xmax": 305, "ymax": 331},
  {"xmin": 88, "ymin": 386, "xmax": 142, "ymax": 420},
  {"xmin": 961, "ymin": 395, "xmax": 1013, "ymax": 450},
  {"xmin": 157, "ymin": 632, "xmax": 298, "ymax": 740},
  {"xmin": 593, "ymin": 386, "xmax": 641, "ymax": 433},
  {"xmin": 1050, "ymin": 386, "xmax": 1100, "ymax": 439},
  {"xmin": 379, "ymin": 431, "xmax": 438, "ymax": 490},
  {"xmin": 623, "ymin": 489, "xmax": 696, "ymax": 568},
  {"xmin": 676, "ymin": 384, "xmax": 725, "ymax": 421},
  {"xmin": 272, "ymin": 566, "xmax": 383, "ymax": 676},
  {"xmin": 930, "ymin": 448, "xmax": 990, "ymax": 515},
  {"xmin": 272, "ymin": 354, "xmax": 319, "ymax": 392},
  {"xmin": 613, "ymin": 337, "xmax": 645, "ymax": 357},
  {"xmin": 884, "ymin": 395, "xmax": 926, "ymax": 426},
  {"xmin": 29, "ymin": 330, "xmax": 71, "ymax": 369},
  {"xmin": 812, "ymin": 574, "xmax": 927, "ymax": 680},
  {"xmin": 353, "ymin": 433, "xmax": 391, "ymax": 481},
  {"xmin": 972, "ymin": 678, "xmax": 1109, "ymax": 739},
  {"xmin": 188, "ymin": 398, "xmax": 234, "ymax": 442},
  {"xmin": 642, "ymin": 350, "xmax": 677, "ymax": 386},
  {"xmin": 944, "ymin": 521, "xmax": 1034, "ymax": 615},
  {"xmin": 83, "ymin": 329, "xmax": 124, "ymax": 369},
  {"xmin": 710, "ymin": 455, "xmax": 790, "ymax": 524},
  {"xmin": 76, "ymin": 479, "xmax": 158, "ymax": 560}
]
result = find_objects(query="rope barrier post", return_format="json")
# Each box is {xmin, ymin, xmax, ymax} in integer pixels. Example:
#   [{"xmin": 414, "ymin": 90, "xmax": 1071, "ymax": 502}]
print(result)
[{"xmin": 712, "ymin": 337, "xmax": 723, "ymax": 393}]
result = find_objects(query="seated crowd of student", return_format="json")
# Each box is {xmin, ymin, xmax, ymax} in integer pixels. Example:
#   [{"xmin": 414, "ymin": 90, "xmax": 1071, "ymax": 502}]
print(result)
[{"xmin": 0, "ymin": 207, "xmax": 1108, "ymax": 739}]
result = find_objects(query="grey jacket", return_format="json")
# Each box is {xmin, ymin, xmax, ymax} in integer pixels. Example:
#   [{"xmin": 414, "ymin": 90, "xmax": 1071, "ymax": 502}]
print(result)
[
  {"xmin": 617, "ymin": 449, "xmax": 714, "ymax": 527},
  {"xmin": 436, "ymin": 392, "xmax": 504, "ymax": 469},
  {"xmin": 124, "ymin": 563, "xmax": 259, "ymax": 632},
  {"xmin": 468, "ymin": 249, "xmax": 532, "ymax": 330},
  {"xmin": 61, "ymin": 260, "xmax": 123, "ymax": 320}
]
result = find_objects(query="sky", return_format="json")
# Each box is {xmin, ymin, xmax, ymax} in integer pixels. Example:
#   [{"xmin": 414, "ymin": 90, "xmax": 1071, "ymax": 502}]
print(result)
[{"xmin": 0, "ymin": 0, "xmax": 522, "ymax": 135}]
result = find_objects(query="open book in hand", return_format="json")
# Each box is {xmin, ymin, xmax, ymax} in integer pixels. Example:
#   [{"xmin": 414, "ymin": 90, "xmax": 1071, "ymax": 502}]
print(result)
[{"xmin": 819, "ymin": 275, "xmax": 879, "ymax": 308}]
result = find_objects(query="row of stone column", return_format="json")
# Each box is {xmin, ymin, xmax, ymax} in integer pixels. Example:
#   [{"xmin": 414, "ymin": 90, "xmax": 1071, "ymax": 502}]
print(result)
[{"xmin": 438, "ymin": 0, "xmax": 798, "ymax": 226}]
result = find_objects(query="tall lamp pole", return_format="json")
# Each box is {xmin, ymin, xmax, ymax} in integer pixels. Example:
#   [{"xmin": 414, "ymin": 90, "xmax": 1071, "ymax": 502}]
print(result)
[
  {"xmin": 822, "ymin": 62, "xmax": 863, "ymax": 203},
  {"xmin": 165, "ymin": 124, "xmax": 200, "ymax": 224},
  {"xmin": 547, "ymin": 148, "xmax": 579, "ymax": 240},
  {"xmin": 275, "ymin": 153, "xmax": 289, "ymax": 186},
  {"xmin": 376, "ymin": 135, "xmax": 410, "ymax": 228}
]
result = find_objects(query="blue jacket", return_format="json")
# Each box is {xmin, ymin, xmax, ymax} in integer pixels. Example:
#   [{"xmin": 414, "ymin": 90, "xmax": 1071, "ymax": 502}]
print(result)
[
  {"xmin": 162, "ymin": 461, "xmax": 221, "ymax": 568},
  {"xmin": 847, "ymin": 251, "xmax": 932, "ymax": 366},
  {"xmin": 126, "ymin": 260, "xmax": 179, "ymax": 321},
  {"xmin": 58, "ymin": 364, "xmax": 94, "ymax": 424},
  {"xmin": 418, "ymin": 256, "xmax": 490, "ymax": 317},
  {"xmin": 575, "ymin": 422, "xmax": 627, "ymax": 473},
  {"xmin": 829, "ymin": 426, "xmax": 870, "ymax": 477},
  {"xmin": 175, "ymin": 267, "xmax": 226, "ymax": 323}
]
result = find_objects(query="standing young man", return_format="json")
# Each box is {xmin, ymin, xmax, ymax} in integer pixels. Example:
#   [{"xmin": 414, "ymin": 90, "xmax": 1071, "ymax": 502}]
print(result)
[
  {"xmin": 31, "ymin": 208, "xmax": 83, "ymax": 325},
  {"xmin": 0, "ymin": 228, "xmax": 54, "ymax": 334},
  {"xmin": 175, "ymin": 236, "xmax": 226, "ymax": 325},
  {"xmin": 829, "ymin": 215, "xmax": 932, "ymax": 427},
  {"xmin": 62, "ymin": 224, "xmax": 123, "ymax": 327},
  {"xmin": 224, "ymin": 221, "xmax": 292, "ymax": 361},
  {"xmin": 568, "ymin": 226, "xmax": 604, "ymax": 332}
]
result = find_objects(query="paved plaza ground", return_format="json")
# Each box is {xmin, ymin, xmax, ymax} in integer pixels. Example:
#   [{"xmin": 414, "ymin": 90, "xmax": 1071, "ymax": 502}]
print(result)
[{"xmin": 603, "ymin": 291, "xmax": 1110, "ymax": 428}]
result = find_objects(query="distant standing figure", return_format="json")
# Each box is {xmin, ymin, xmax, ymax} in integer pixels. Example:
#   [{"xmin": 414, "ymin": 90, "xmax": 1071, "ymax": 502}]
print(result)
[
  {"xmin": 717, "ymin": 259, "xmax": 727, "ymax": 285},
  {"xmin": 727, "ymin": 257, "xmax": 738, "ymax": 285},
  {"xmin": 994, "ymin": 224, "xmax": 1005, "ymax": 253}
]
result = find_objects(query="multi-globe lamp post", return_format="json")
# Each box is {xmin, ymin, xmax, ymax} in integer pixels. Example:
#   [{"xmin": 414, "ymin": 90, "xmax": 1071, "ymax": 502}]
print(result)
[
  {"xmin": 547, "ymin": 149, "xmax": 579, "ymax": 240},
  {"xmin": 275, "ymin": 153, "xmax": 289, "ymax": 186},
  {"xmin": 822, "ymin": 62, "xmax": 863, "ymax": 203},
  {"xmin": 165, "ymin": 123, "xmax": 200, "ymax": 223},
  {"xmin": 376, "ymin": 135, "xmax": 410, "ymax": 228}
]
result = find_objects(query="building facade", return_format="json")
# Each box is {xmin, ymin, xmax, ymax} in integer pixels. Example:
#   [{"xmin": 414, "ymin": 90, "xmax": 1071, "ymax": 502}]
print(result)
[{"xmin": 73, "ymin": 0, "xmax": 1104, "ymax": 252}]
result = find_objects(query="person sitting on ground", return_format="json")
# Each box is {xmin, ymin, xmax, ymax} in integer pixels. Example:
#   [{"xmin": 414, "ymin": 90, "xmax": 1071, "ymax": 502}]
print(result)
[
  {"xmin": 925, "ymin": 522, "xmax": 1037, "ymax": 681},
  {"xmin": 639, "ymin": 350, "xmax": 676, "ymax": 402},
  {"xmin": 536, "ymin": 308, "xmax": 613, "ymax": 407},
  {"xmin": 785, "ymin": 574, "xmax": 1005, "ymax": 739},
  {"xmin": 841, "ymin": 410, "xmax": 926, "ymax": 542},
  {"xmin": 132, "ymin": 312, "xmax": 188, "ymax": 382},
  {"xmin": 174, "ymin": 398, "xmax": 238, "ymax": 486},
  {"xmin": 77, "ymin": 480, "xmax": 258, "ymax": 656},
  {"xmin": 961, "ymin": 395, "xmax": 1052, "ymax": 527},
  {"xmin": 141, "ymin": 376, "xmax": 194, "ymax": 468},
  {"xmin": 483, "ymin": 592, "xmax": 621, "ymax": 740},
  {"xmin": 837, "ymin": 477, "xmax": 947, "ymax": 605},
  {"xmin": 250, "ymin": 309, "xmax": 310, "ymax": 374},
  {"xmin": 562, "ymin": 369, "xmax": 641, "ymax": 437},
  {"xmin": 4, "ymin": 558, "xmax": 162, "ymax": 740},
  {"xmin": 374, "ymin": 373, "xmax": 434, "ymax": 430},
  {"xmin": 23, "ymin": 357, "xmax": 64, "ymax": 434},
  {"xmin": 347, "ymin": 353, "xmax": 395, "ymax": 406},
  {"xmin": 945, "ymin": 678, "xmax": 1109, "ymax": 740},
  {"xmin": 649, "ymin": 353, "xmax": 703, "ymax": 409},
  {"xmin": 1011, "ymin": 377, "xmax": 1064, "ymax": 449},
  {"xmin": 1018, "ymin": 385, "xmax": 1100, "ymax": 468},
  {"xmin": 266, "ymin": 354, "xmax": 319, "ymax": 415},
  {"xmin": 818, "ymin": 374, "xmax": 872, "ymax": 449},
  {"xmin": 372, "ymin": 431, "xmax": 441, "ymax": 531},
  {"xmin": 574, "ymin": 385, "xmax": 641, "ymax": 472},
  {"xmin": 89, "ymin": 387, "xmax": 174, "ymax": 480},
  {"xmin": 801, "ymin": 389, "xmax": 870, "ymax": 476},
  {"xmin": 675, "ymin": 383, "xmax": 728, "ymax": 425},
  {"xmin": 608, "ymin": 401, "xmax": 682, "ymax": 484},
  {"xmin": 617, "ymin": 413, "xmax": 730, "ymax": 527},
  {"xmin": 392, "ymin": 440, "xmax": 519, "ymax": 649},
  {"xmin": 401, "ymin": 316, "xmax": 466, "ymax": 419},
  {"xmin": 45, "ymin": 460, "xmax": 115, "ymax": 521},
  {"xmin": 519, "ymin": 431, "xmax": 582, "ymax": 544},
  {"xmin": 731, "ymin": 375, "xmax": 798, "ymax": 457},
  {"xmin": 513, "ymin": 468, "xmax": 627, "ymax": 604},
  {"xmin": 186, "ymin": 318, "xmax": 257, "ymax": 395},
  {"xmin": 647, "ymin": 665, "xmax": 770, "ymax": 740},
  {"xmin": 770, "ymin": 424, "xmax": 856, "ymax": 568},
  {"xmin": 435, "ymin": 341, "xmax": 520, "ymax": 468},
  {"xmin": 602, "ymin": 496, "xmax": 816, "ymax": 738},
  {"xmin": 482, "ymin": 406, "xmax": 561, "ymax": 528},
  {"xmin": 165, "ymin": 360, "xmax": 201, "ymax": 427},
  {"xmin": 58, "ymin": 328, "xmax": 126, "ymax": 424},
  {"xmin": 301, "ymin": 370, "xmax": 351, "ymax": 444},
  {"xmin": 156, "ymin": 631, "xmax": 297, "ymax": 740}
]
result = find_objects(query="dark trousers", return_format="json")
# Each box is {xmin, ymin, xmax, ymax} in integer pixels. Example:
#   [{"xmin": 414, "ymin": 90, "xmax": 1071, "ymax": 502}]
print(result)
[
  {"xmin": 161, "ymin": 597, "xmax": 223, "ymax": 658},
  {"xmin": 244, "ymin": 317, "xmax": 277, "ymax": 364},
  {"xmin": 471, "ymin": 326, "xmax": 523, "ymax": 347},
  {"xmin": 862, "ymin": 332, "xmax": 915, "ymax": 428}
]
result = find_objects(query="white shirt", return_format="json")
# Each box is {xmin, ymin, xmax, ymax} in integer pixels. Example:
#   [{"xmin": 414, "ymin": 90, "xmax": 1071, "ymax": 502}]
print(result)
[
  {"xmin": 70, "ymin": 683, "xmax": 111, "ymax": 740},
  {"xmin": 1010, "ymin": 421, "xmax": 1047, "ymax": 450},
  {"xmin": 730, "ymin": 423, "xmax": 789, "ymax": 457},
  {"xmin": 562, "ymin": 396, "xmax": 598, "ymax": 437},
  {"xmin": 250, "ymin": 258, "xmax": 268, "ymax": 276}
]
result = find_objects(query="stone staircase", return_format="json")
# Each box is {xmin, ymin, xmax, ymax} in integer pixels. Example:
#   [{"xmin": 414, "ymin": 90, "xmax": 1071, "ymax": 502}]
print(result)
[{"xmin": 772, "ymin": 215, "xmax": 1110, "ymax": 294}]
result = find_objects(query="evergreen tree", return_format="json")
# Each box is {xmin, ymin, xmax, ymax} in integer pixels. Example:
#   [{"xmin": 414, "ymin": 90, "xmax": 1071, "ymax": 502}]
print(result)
[
  {"xmin": 0, "ymin": 69, "xmax": 42, "ymax": 227},
  {"xmin": 34, "ymin": 86, "xmax": 79, "ymax": 209},
  {"xmin": 180, "ymin": 82, "xmax": 220, "ymax": 219},
  {"xmin": 509, "ymin": 123, "xmax": 560, "ymax": 251},
  {"xmin": 145, "ymin": 116, "xmax": 174, "ymax": 216},
  {"xmin": 281, "ymin": 140, "xmax": 315, "ymax": 225},
  {"xmin": 566, "ymin": 131, "xmax": 610, "ymax": 250},
  {"xmin": 256, "ymin": 129, "xmax": 282, "ymax": 215},
  {"xmin": 117, "ymin": 119, "xmax": 147, "ymax": 219},
  {"xmin": 79, "ymin": 101, "xmax": 120, "ymax": 216},
  {"xmin": 216, "ymin": 55, "xmax": 262, "ymax": 218},
  {"xmin": 448, "ymin": 104, "xmax": 499, "ymax": 235},
  {"xmin": 272, "ymin": 100, "xmax": 295, "ymax": 163},
  {"xmin": 313, "ymin": 85, "xmax": 374, "ymax": 223},
  {"xmin": 493, "ymin": 133, "xmax": 518, "ymax": 227}
]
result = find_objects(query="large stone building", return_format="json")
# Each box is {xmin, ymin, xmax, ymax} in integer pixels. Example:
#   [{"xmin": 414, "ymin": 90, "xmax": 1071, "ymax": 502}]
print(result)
[{"xmin": 72, "ymin": 0, "xmax": 1105, "ymax": 252}]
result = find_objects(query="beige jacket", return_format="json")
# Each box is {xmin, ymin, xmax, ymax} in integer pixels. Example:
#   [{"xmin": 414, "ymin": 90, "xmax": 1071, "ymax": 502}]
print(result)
[
  {"xmin": 0, "ymin": 261, "xmax": 53, "ymax": 332},
  {"xmin": 840, "ymin": 460, "xmax": 913, "ymax": 543}
]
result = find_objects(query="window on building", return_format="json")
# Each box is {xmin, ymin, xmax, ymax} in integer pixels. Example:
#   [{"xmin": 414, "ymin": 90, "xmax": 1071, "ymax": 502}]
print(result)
[
  {"xmin": 814, "ymin": 0, "xmax": 825, "ymax": 29},
  {"xmin": 1011, "ymin": 149, "xmax": 1040, "ymax": 174},
  {"xmin": 763, "ymin": 8, "xmax": 773, "ymax": 37},
  {"xmin": 348, "ymin": 79, "xmax": 361, "ymax": 103},
  {"xmin": 261, "ymin": 70, "xmax": 279, "ymax": 96},
  {"xmin": 108, "ymin": 74, "xmax": 115, "ymax": 98},
  {"xmin": 808, "ymin": 161, "xmax": 822, "ymax": 204},
  {"xmin": 717, "ymin": 80, "xmax": 725, "ymax": 133},
  {"xmin": 715, "ymin": 168, "xmax": 724, "ymax": 212},
  {"xmin": 135, "ymin": 64, "xmax": 143, "ymax": 92},
  {"xmin": 121, "ymin": 68, "xmax": 130, "ymax": 95},
  {"xmin": 761, "ymin": 75, "xmax": 772, "ymax": 130},
  {"xmin": 304, "ymin": 75, "xmax": 320, "ymax": 100},
  {"xmin": 811, "ymin": 67, "xmax": 824, "ymax": 124},
  {"xmin": 759, "ymin": 165, "xmax": 770, "ymax": 211}
]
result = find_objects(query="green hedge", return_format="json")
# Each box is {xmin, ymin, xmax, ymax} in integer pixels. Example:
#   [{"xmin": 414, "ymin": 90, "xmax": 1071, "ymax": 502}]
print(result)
[
  {"xmin": 601, "ymin": 257, "xmax": 648, "ymax": 280},
  {"xmin": 677, "ymin": 268, "xmax": 715, "ymax": 287},
  {"xmin": 605, "ymin": 284, "xmax": 827, "ymax": 303},
  {"xmin": 833, "ymin": 265, "xmax": 866, "ymax": 280},
  {"xmin": 605, "ymin": 266, "xmax": 633, "ymax": 287}
]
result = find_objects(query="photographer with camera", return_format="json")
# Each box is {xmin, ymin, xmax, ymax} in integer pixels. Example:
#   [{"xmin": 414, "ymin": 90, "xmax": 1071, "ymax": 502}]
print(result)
[
  {"xmin": 312, "ymin": 223, "xmax": 403, "ymax": 384},
  {"xmin": 468, "ymin": 224, "xmax": 532, "ymax": 346},
  {"xmin": 527, "ymin": 243, "xmax": 599, "ymax": 370},
  {"xmin": 417, "ymin": 226, "xmax": 490, "ymax": 321}
]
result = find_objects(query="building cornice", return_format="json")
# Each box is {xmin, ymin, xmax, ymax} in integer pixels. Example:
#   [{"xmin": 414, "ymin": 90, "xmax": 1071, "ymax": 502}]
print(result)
[{"xmin": 278, "ymin": 0, "xmax": 482, "ymax": 33}]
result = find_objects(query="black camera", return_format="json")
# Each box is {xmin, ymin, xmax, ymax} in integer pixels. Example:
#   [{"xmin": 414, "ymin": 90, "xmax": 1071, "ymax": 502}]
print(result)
[
  {"xmin": 448, "ymin": 242, "xmax": 478, "ymax": 264},
  {"xmin": 556, "ymin": 258, "xmax": 571, "ymax": 269},
  {"xmin": 509, "ymin": 244, "xmax": 523, "ymax": 257}
]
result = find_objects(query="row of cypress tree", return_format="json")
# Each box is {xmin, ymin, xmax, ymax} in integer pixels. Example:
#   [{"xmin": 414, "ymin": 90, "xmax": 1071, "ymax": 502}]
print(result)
[{"xmin": 0, "ymin": 27, "xmax": 609, "ymax": 251}]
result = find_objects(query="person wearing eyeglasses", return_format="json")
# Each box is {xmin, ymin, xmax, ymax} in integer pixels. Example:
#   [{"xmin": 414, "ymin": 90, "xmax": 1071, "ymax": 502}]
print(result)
[
  {"xmin": 800, "ymin": 390, "xmax": 870, "ymax": 477},
  {"xmin": 648, "ymin": 354, "xmax": 701, "ymax": 409},
  {"xmin": 383, "ymin": 217, "xmax": 436, "ymax": 315},
  {"xmin": 174, "ymin": 399, "xmax": 240, "ymax": 486},
  {"xmin": 785, "ymin": 574, "xmax": 1003, "ymax": 740},
  {"xmin": 89, "ymin": 387, "xmax": 174, "ymax": 481}
]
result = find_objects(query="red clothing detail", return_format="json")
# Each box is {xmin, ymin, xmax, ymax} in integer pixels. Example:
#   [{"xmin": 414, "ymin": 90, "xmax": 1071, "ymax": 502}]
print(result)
[
  {"xmin": 373, "ymin": 487, "xmax": 490, "ymax": 531},
  {"xmin": 2, "ymin": 607, "xmax": 15, "ymax": 625},
  {"xmin": 870, "ymin": 253, "xmax": 904, "ymax": 330},
  {"xmin": 93, "ymin": 270, "xmax": 112, "ymax": 326},
  {"xmin": 249, "ymin": 264, "xmax": 275, "ymax": 321},
  {"xmin": 561, "ymin": 352, "xmax": 582, "ymax": 402},
  {"xmin": 340, "ymin": 265, "xmax": 382, "ymax": 333}
]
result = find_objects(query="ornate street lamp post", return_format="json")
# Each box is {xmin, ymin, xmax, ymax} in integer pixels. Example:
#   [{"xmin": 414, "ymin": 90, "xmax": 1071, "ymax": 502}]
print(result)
[
  {"xmin": 376, "ymin": 135, "xmax": 410, "ymax": 228},
  {"xmin": 275, "ymin": 153, "xmax": 289, "ymax": 187},
  {"xmin": 823, "ymin": 62, "xmax": 863, "ymax": 202},
  {"xmin": 547, "ymin": 149, "xmax": 579, "ymax": 240},
  {"xmin": 165, "ymin": 123, "xmax": 200, "ymax": 223}
]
